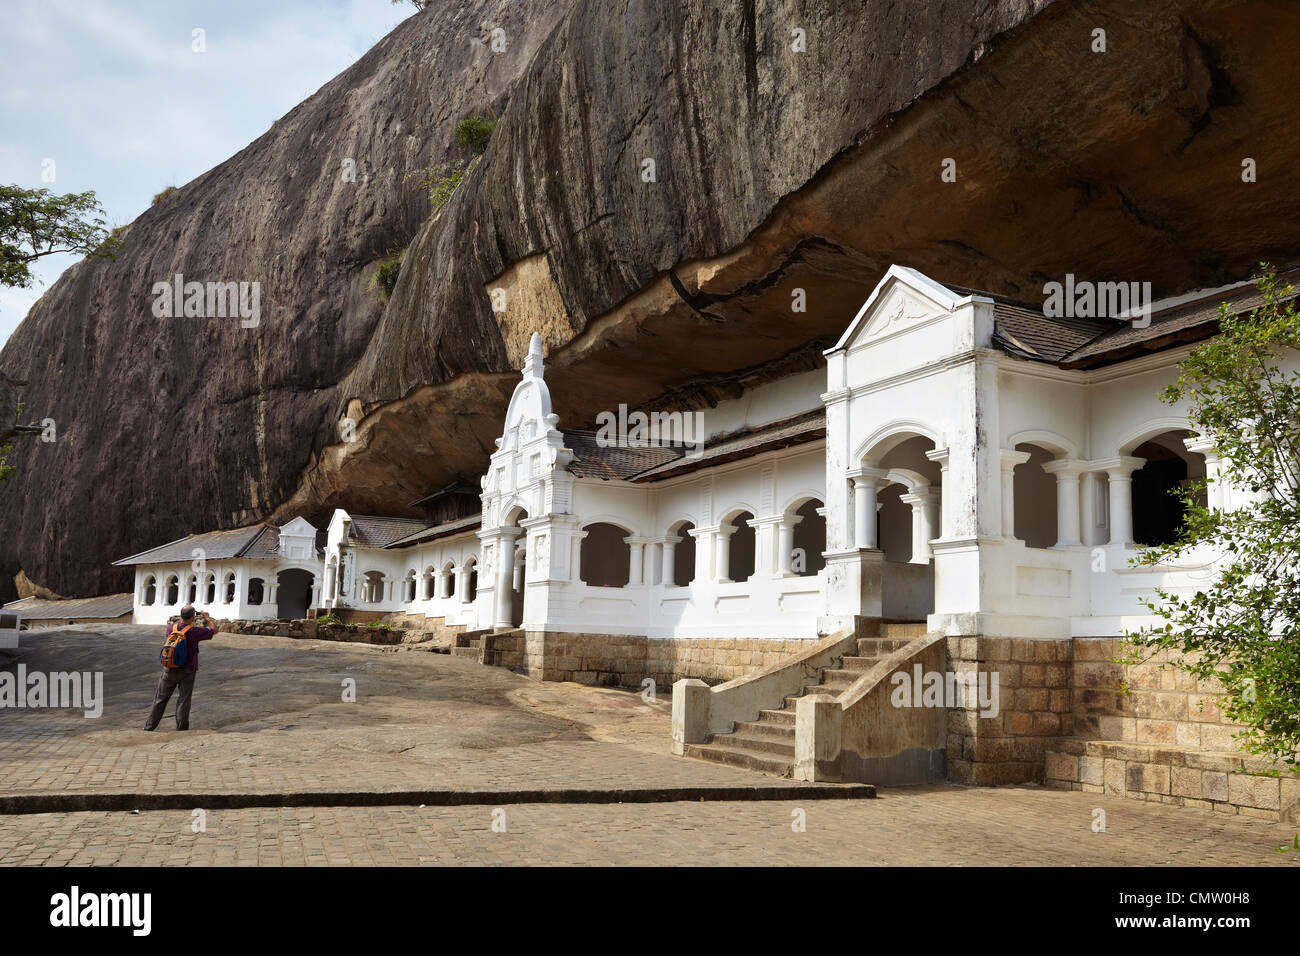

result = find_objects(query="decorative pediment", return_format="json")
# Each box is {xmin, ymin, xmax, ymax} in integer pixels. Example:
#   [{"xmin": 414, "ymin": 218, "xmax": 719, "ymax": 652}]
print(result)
[
  {"xmin": 279, "ymin": 516, "xmax": 317, "ymax": 537},
  {"xmin": 829, "ymin": 265, "xmax": 965, "ymax": 353}
]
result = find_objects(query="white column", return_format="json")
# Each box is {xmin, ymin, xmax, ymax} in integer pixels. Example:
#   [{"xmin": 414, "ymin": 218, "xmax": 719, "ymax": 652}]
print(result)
[
  {"xmin": 1043, "ymin": 459, "xmax": 1088, "ymax": 547},
  {"xmin": 627, "ymin": 538, "xmax": 644, "ymax": 587},
  {"xmin": 1000, "ymin": 449, "xmax": 1031, "ymax": 539},
  {"xmin": 714, "ymin": 527, "xmax": 734, "ymax": 583},
  {"xmin": 1184, "ymin": 437, "xmax": 1222, "ymax": 510},
  {"xmin": 777, "ymin": 519, "xmax": 797, "ymax": 576},
  {"xmin": 1093, "ymin": 455, "xmax": 1145, "ymax": 547},
  {"xmin": 922, "ymin": 448, "xmax": 952, "ymax": 541},
  {"xmin": 900, "ymin": 488, "xmax": 939, "ymax": 563},
  {"xmin": 493, "ymin": 532, "xmax": 520, "ymax": 628},
  {"xmin": 661, "ymin": 536, "xmax": 680, "ymax": 587},
  {"xmin": 850, "ymin": 467, "xmax": 889, "ymax": 550}
]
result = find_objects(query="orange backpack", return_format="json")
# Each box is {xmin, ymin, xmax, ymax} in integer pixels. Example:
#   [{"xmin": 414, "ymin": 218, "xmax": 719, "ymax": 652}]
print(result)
[{"xmin": 160, "ymin": 621, "xmax": 194, "ymax": 669}]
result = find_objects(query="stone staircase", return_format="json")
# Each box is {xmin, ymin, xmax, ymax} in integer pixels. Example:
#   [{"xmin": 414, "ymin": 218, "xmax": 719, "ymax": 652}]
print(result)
[
  {"xmin": 682, "ymin": 621, "xmax": 928, "ymax": 776},
  {"xmin": 451, "ymin": 627, "xmax": 494, "ymax": 658}
]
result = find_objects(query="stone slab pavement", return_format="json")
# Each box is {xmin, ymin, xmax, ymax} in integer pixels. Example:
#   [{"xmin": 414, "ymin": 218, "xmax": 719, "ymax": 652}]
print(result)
[
  {"xmin": 3, "ymin": 626, "xmax": 1298, "ymax": 867},
  {"xmin": 0, "ymin": 625, "xmax": 848, "ymax": 804},
  {"xmin": 1, "ymin": 786, "xmax": 1297, "ymax": 866}
]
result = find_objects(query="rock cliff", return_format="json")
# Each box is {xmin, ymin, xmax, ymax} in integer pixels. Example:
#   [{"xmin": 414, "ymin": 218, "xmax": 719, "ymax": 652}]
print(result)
[{"xmin": 3, "ymin": 0, "xmax": 1298, "ymax": 600}]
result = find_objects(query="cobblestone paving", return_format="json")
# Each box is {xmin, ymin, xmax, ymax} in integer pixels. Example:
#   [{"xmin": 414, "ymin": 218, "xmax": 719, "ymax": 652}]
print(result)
[
  {"xmin": 1, "ymin": 786, "xmax": 1296, "ymax": 866},
  {"xmin": 0, "ymin": 626, "xmax": 816, "ymax": 798}
]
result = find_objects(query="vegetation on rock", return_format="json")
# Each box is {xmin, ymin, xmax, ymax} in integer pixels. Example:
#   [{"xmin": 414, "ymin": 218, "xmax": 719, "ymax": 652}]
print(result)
[{"xmin": 454, "ymin": 115, "xmax": 497, "ymax": 152}]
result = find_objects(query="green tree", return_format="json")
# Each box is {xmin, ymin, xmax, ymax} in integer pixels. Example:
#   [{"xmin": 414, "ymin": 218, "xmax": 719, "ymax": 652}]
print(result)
[
  {"xmin": 0, "ymin": 401, "xmax": 41, "ymax": 485},
  {"xmin": 1121, "ymin": 265, "xmax": 1300, "ymax": 768},
  {"xmin": 1, "ymin": 184, "xmax": 120, "ymax": 288},
  {"xmin": 454, "ymin": 115, "xmax": 497, "ymax": 153}
]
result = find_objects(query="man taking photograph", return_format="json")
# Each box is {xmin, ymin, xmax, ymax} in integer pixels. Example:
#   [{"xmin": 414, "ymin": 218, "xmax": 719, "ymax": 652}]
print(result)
[{"xmin": 144, "ymin": 604, "xmax": 217, "ymax": 731}]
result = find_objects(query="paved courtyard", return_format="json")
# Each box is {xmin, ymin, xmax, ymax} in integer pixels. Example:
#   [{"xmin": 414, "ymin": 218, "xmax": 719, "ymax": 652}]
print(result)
[{"xmin": 1, "ymin": 626, "xmax": 1296, "ymax": 866}]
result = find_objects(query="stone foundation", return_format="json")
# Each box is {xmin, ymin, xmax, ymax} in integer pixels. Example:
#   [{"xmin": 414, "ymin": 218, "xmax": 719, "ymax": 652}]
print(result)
[
  {"xmin": 208, "ymin": 616, "xmax": 409, "ymax": 646},
  {"xmin": 1042, "ymin": 637, "xmax": 1300, "ymax": 822},
  {"xmin": 944, "ymin": 636, "xmax": 1073, "ymax": 786},
  {"xmin": 485, "ymin": 631, "xmax": 822, "ymax": 689}
]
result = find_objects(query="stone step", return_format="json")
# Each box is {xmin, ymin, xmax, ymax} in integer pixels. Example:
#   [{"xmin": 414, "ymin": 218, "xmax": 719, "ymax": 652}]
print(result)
[
  {"xmin": 822, "ymin": 669, "xmax": 865, "ymax": 687},
  {"xmin": 757, "ymin": 708, "xmax": 796, "ymax": 726},
  {"xmin": 782, "ymin": 687, "xmax": 838, "ymax": 708},
  {"xmin": 840, "ymin": 655, "xmax": 883, "ymax": 670},
  {"xmin": 682, "ymin": 742, "xmax": 793, "ymax": 777},
  {"xmin": 881, "ymin": 621, "xmax": 928, "ymax": 639},
  {"xmin": 856, "ymin": 637, "xmax": 918, "ymax": 658},
  {"xmin": 717, "ymin": 733, "xmax": 796, "ymax": 758},
  {"xmin": 732, "ymin": 719, "xmax": 796, "ymax": 740},
  {"xmin": 450, "ymin": 645, "xmax": 481, "ymax": 658}
]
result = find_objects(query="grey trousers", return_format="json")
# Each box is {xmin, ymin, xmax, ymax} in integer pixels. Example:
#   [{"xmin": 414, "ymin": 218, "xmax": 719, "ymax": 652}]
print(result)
[{"xmin": 145, "ymin": 668, "xmax": 197, "ymax": 731}]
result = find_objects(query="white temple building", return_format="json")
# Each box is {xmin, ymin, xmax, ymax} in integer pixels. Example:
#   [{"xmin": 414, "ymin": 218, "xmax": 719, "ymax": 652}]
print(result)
[{"xmin": 118, "ymin": 263, "xmax": 1269, "ymax": 653}]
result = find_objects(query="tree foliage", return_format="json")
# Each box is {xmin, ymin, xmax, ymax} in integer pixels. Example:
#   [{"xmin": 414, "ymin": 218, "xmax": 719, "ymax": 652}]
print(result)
[
  {"xmin": 1121, "ymin": 265, "xmax": 1300, "ymax": 768},
  {"xmin": 0, "ymin": 184, "xmax": 120, "ymax": 288},
  {"xmin": 454, "ymin": 115, "xmax": 497, "ymax": 153}
]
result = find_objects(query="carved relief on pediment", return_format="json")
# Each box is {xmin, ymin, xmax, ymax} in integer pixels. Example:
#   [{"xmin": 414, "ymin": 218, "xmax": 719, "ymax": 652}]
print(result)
[{"xmin": 860, "ymin": 285, "xmax": 941, "ymax": 344}]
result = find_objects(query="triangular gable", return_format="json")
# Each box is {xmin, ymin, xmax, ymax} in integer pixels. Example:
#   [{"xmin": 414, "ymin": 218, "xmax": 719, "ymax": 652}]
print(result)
[
  {"xmin": 279, "ymin": 516, "xmax": 317, "ymax": 537},
  {"xmin": 828, "ymin": 265, "xmax": 967, "ymax": 353}
]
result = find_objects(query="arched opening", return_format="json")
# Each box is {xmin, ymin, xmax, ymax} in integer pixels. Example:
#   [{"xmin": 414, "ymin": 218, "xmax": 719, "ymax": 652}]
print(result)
[
  {"xmin": 142, "ymin": 575, "xmax": 157, "ymax": 606},
  {"xmin": 164, "ymin": 574, "xmax": 179, "ymax": 605},
  {"xmin": 869, "ymin": 436, "xmax": 941, "ymax": 561},
  {"xmin": 276, "ymin": 569, "xmax": 314, "ymax": 620},
  {"xmin": 400, "ymin": 570, "xmax": 415, "ymax": 603},
  {"xmin": 247, "ymin": 577, "xmax": 265, "ymax": 606},
  {"xmin": 223, "ymin": 572, "xmax": 236, "ymax": 604},
  {"xmin": 669, "ymin": 521, "xmax": 696, "ymax": 587},
  {"xmin": 581, "ymin": 523, "xmax": 631, "ymax": 587},
  {"xmin": 361, "ymin": 571, "xmax": 386, "ymax": 604},
  {"xmin": 185, "ymin": 574, "xmax": 198, "ymax": 605},
  {"xmin": 1014, "ymin": 443, "xmax": 1059, "ymax": 549},
  {"xmin": 1131, "ymin": 431, "xmax": 1206, "ymax": 546},
  {"xmin": 724, "ymin": 511, "xmax": 756, "ymax": 583},
  {"xmin": 877, "ymin": 485, "xmax": 911, "ymax": 563},
  {"xmin": 422, "ymin": 566, "xmax": 436, "ymax": 600},
  {"xmin": 204, "ymin": 572, "xmax": 216, "ymax": 605},
  {"xmin": 464, "ymin": 558, "xmax": 478, "ymax": 602},
  {"xmin": 511, "ymin": 548, "xmax": 526, "ymax": 627},
  {"xmin": 790, "ymin": 499, "xmax": 826, "ymax": 576}
]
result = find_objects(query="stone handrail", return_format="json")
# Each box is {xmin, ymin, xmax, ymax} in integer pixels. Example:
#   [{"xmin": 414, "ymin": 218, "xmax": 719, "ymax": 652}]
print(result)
[
  {"xmin": 671, "ymin": 627, "xmax": 858, "ymax": 754},
  {"xmin": 794, "ymin": 632, "xmax": 948, "ymax": 784}
]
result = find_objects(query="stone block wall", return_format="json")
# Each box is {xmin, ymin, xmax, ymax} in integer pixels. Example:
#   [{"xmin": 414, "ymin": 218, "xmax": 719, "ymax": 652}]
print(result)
[
  {"xmin": 1043, "ymin": 637, "xmax": 1300, "ymax": 821},
  {"xmin": 1068, "ymin": 637, "xmax": 1238, "ymax": 749},
  {"xmin": 515, "ymin": 631, "xmax": 820, "ymax": 689},
  {"xmin": 209, "ymin": 616, "xmax": 407, "ymax": 646},
  {"xmin": 1043, "ymin": 738, "xmax": 1300, "ymax": 821},
  {"xmin": 944, "ymin": 636, "xmax": 1072, "ymax": 786}
]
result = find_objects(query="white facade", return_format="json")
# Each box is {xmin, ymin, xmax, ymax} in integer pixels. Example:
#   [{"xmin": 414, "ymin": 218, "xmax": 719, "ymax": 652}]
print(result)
[
  {"xmin": 124, "ymin": 264, "xmax": 1261, "ymax": 645},
  {"xmin": 321, "ymin": 510, "xmax": 480, "ymax": 627}
]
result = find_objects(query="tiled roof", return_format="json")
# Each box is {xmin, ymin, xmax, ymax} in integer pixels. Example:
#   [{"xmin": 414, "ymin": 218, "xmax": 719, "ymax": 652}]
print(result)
[
  {"xmin": 561, "ymin": 430, "xmax": 686, "ymax": 480},
  {"xmin": 628, "ymin": 411, "xmax": 826, "ymax": 482},
  {"xmin": 990, "ymin": 301, "xmax": 1115, "ymax": 363},
  {"xmin": 1057, "ymin": 278, "xmax": 1299, "ymax": 368},
  {"xmin": 975, "ymin": 270, "xmax": 1300, "ymax": 369},
  {"xmin": 113, "ymin": 524, "xmax": 281, "ymax": 566},
  {"xmin": 384, "ymin": 514, "xmax": 483, "ymax": 549},
  {"xmin": 2, "ymin": 593, "xmax": 134, "ymax": 621},
  {"xmin": 345, "ymin": 515, "xmax": 435, "ymax": 549}
]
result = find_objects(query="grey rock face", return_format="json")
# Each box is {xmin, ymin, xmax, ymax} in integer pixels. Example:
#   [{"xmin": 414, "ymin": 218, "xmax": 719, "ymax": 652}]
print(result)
[{"xmin": 4, "ymin": 0, "xmax": 1300, "ymax": 600}]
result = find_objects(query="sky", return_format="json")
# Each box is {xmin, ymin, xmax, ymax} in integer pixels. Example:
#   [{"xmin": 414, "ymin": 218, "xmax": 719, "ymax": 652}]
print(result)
[{"xmin": 0, "ymin": 0, "xmax": 410, "ymax": 347}]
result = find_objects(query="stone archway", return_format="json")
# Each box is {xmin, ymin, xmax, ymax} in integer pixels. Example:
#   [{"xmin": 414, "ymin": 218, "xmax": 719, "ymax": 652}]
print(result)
[{"xmin": 276, "ymin": 568, "xmax": 315, "ymax": 620}]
